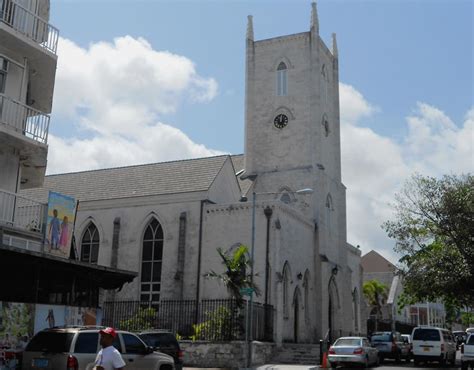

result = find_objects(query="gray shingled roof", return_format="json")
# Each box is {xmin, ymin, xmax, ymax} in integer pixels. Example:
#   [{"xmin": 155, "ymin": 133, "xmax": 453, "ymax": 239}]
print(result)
[{"xmin": 21, "ymin": 155, "xmax": 232, "ymax": 203}]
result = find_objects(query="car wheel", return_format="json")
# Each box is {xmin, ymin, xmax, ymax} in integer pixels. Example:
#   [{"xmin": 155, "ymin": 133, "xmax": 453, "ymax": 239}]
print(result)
[
  {"xmin": 378, "ymin": 355, "xmax": 384, "ymax": 364},
  {"xmin": 461, "ymin": 362, "xmax": 467, "ymax": 370},
  {"xmin": 413, "ymin": 357, "xmax": 419, "ymax": 367},
  {"xmin": 330, "ymin": 362, "xmax": 337, "ymax": 369},
  {"xmin": 375, "ymin": 355, "xmax": 380, "ymax": 367}
]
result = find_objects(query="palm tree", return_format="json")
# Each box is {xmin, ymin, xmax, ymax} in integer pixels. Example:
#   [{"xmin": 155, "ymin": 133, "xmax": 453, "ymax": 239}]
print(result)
[
  {"xmin": 363, "ymin": 279, "xmax": 389, "ymax": 332},
  {"xmin": 205, "ymin": 244, "xmax": 260, "ymax": 309}
]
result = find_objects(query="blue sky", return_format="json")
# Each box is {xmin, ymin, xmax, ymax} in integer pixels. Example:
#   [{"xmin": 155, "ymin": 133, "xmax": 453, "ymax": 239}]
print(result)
[{"xmin": 47, "ymin": 0, "xmax": 473, "ymax": 262}]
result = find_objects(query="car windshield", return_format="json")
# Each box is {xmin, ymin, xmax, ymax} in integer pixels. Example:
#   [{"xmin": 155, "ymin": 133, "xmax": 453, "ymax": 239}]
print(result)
[
  {"xmin": 468, "ymin": 335, "xmax": 474, "ymax": 345},
  {"xmin": 334, "ymin": 338, "xmax": 361, "ymax": 347},
  {"xmin": 371, "ymin": 334, "xmax": 391, "ymax": 342},
  {"xmin": 413, "ymin": 329, "xmax": 440, "ymax": 341},
  {"xmin": 25, "ymin": 332, "xmax": 74, "ymax": 353}
]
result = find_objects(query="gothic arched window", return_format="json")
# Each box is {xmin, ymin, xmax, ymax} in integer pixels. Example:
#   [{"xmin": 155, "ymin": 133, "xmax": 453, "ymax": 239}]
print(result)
[
  {"xmin": 81, "ymin": 223, "xmax": 99, "ymax": 264},
  {"xmin": 277, "ymin": 62, "xmax": 288, "ymax": 96},
  {"xmin": 140, "ymin": 218, "xmax": 164, "ymax": 302}
]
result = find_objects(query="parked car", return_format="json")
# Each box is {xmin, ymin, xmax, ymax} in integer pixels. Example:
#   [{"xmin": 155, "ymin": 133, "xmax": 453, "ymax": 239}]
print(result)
[
  {"xmin": 21, "ymin": 326, "xmax": 175, "ymax": 370},
  {"xmin": 138, "ymin": 330, "xmax": 183, "ymax": 370},
  {"xmin": 327, "ymin": 336, "xmax": 379, "ymax": 368},
  {"xmin": 461, "ymin": 333, "xmax": 474, "ymax": 370},
  {"xmin": 411, "ymin": 326, "xmax": 456, "ymax": 366},
  {"xmin": 401, "ymin": 334, "xmax": 412, "ymax": 357},
  {"xmin": 370, "ymin": 331, "xmax": 411, "ymax": 363},
  {"xmin": 467, "ymin": 328, "xmax": 474, "ymax": 334}
]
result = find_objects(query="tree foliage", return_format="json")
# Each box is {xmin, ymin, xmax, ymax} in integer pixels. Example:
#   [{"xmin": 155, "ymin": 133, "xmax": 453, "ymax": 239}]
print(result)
[
  {"xmin": 383, "ymin": 173, "xmax": 474, "ymax": 307},
  {"xmin": 205, "ymin": 244, "xmax": 260, "ymax": 308}
]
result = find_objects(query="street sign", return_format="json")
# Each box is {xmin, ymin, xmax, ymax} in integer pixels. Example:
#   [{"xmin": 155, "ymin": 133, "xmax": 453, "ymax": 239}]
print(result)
[{"xmin": 240, "ymin": 287, "xmax": 254, "ymax": 296}]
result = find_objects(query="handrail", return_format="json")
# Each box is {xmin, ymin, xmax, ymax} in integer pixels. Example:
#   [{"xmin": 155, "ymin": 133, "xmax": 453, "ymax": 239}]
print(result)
[
  {"xmin": 0, "ymin": 93, "xmax": 50, "ymax": 144},
  {"xmin": 0, "ymin": 188, "xmax": 46, "ymax": 234},
  {"xmin": 1, "ymin": 0, "xmax": 59, "ymax": 54}
]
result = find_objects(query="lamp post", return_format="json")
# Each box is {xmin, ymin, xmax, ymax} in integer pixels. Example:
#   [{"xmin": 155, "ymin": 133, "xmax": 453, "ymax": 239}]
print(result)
[{"xmin": 245, "ymin": 187, "xmax": 313, "ymax": 368}]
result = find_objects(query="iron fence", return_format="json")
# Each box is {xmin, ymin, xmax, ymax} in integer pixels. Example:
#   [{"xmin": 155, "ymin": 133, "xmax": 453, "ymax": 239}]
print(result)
[
  {"xmin": 367, "ymin": 318, "xmax": 417, "ymax": 335},
  {"xmin": 102, "ymin": 299, "xmax": 274, "ymax": 342}
]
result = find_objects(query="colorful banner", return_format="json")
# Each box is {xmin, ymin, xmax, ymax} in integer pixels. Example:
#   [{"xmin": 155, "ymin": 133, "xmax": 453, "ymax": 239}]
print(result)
[
  {"xmin": 45, "ymin": 191, "xmax": 76, "ymax": 258},
  {"xmin": 34, "ymin": 304, "xmax": 100, "ymax": 333}
]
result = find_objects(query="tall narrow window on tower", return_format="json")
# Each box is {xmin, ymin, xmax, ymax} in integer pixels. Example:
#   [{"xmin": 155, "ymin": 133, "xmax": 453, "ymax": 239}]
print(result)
[{"xmin": 277, "ymin": 62, "xmax": 288, "ymax": 96}]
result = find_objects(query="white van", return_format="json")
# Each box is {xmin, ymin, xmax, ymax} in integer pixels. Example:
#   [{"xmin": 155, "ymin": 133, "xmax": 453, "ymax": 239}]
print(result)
[{"xmin": 411, "ymin": 326, "xmax": 457, "ymax": 366}]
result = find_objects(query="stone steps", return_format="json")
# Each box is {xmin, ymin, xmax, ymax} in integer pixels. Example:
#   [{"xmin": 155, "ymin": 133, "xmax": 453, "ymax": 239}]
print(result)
[{"xmin": 270, "ymin": 344, "xmax": 321, "ymax": 365}]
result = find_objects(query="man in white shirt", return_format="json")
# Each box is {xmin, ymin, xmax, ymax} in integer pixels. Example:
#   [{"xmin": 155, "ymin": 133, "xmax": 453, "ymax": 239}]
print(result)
[{"xmin": 94, "ymin": 328, "xmax": 126, "ymax": 370}]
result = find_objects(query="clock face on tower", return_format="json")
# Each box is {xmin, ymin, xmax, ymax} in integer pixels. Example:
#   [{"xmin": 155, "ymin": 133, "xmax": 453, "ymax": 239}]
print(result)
[{"xmin": 274, "ymin": 114, "xmax": 288, "ymax": 129}]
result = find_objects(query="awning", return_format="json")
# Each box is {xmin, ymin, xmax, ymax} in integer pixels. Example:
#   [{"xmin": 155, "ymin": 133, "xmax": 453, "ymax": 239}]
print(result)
[{"xmin": 0, "ymin": 242, "xmax": 137, "ymax": 290}]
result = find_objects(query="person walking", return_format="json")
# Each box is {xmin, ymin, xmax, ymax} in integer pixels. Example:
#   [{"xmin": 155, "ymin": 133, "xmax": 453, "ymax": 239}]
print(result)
[{"xmin": 93, "ymin": 328, "xmax": 125, "ymax": 370}]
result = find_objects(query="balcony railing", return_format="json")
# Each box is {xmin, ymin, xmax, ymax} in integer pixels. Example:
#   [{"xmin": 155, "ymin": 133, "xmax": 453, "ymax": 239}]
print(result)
[
  {"xmin": 0, "ymin": 93, "xmax": 50, "ymax": 144},
  {"xmin": 0, "ymin": 0, "xmax": 59, "ymax": 54},
  {"xmin": 0, "ymin": 188, "xmax": 46, "ymax": 234}
]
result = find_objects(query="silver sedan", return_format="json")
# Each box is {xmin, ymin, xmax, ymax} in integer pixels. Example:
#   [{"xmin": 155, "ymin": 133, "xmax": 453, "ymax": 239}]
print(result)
[{"xmin": 328, "ymin": 336, "xmax": 379, "ymax": 368}]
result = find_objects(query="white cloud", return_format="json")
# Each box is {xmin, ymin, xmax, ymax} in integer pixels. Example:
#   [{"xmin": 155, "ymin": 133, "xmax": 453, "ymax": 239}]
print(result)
[
  {"xmin": 48, "ymin": 124, "xmax": 224, "ymax": 174},
  {"xmin": 340, "ymin": 85, "xmax": 473, "ymax": 263},
  {"xmin": 47, "ymin": 36, "xmax": 222, "ymax": 174},
  {"xmin": 339, "ymin": 83, "xmax": 377, "ymax": 124}
]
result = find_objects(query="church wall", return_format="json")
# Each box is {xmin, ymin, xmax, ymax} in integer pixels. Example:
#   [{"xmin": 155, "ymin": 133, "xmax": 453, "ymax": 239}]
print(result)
[
  {"xmin": 345, "ymin": 243, "xmax": 362, "ymax": 335},
  {"xmin": 73, "ymin": 196, "xmax": 205, "ymax": 302},
  {"xmin": 200, "ymin": 200, "xmax": 317, "ymax": 343},
  {"xmin": 273, "ymin": 206, "xmax": 316, "ymax": 343}
]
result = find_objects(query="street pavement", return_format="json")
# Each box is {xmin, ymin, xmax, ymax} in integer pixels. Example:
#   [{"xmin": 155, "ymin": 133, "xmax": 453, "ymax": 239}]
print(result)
[{"xmin": 183, "ymin": 351, "xmax": 462, "ymax": 370}]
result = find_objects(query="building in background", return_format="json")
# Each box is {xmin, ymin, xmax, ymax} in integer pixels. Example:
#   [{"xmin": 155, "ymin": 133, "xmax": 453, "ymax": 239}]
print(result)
[
  {"xmin": 361, "ymin": 250, "xmax": 445, "ymax": 334},
  {"xmin": 0, "ymin": 0, "xmax": 135, "ymax": 334}
]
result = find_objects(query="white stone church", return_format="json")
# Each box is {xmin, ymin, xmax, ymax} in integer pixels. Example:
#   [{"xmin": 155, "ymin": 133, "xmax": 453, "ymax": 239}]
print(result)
[{"xmin": 23, "ymin": 3, "xmax": 362, "ymax": 343}]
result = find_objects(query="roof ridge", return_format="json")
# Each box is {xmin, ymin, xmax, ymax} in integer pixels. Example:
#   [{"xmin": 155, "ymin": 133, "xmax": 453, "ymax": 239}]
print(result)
[{"xmin": 45, "ymin": 154, "xmax": 232, "ymax": 177}]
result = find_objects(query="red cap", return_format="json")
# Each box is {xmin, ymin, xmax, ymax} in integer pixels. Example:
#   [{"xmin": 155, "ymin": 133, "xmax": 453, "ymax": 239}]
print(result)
[{"xmin": 99, "ymin": 327, "xmax": 117, "ymax": 338}]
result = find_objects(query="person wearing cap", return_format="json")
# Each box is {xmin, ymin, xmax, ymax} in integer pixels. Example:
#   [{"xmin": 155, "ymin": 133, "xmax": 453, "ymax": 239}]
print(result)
[{"xmin": 93, "ymin": 328, "xmax": 126, "ymax": 370}]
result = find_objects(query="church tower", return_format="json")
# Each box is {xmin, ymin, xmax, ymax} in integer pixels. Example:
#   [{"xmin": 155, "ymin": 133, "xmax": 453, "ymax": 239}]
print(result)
[
  {"xmin": 243, "ymin": 3, "xmax": 342, "ymax": 203},
  {"xmin": 243, "ymin": 3, "xmax": 350, "ymax": 341}
]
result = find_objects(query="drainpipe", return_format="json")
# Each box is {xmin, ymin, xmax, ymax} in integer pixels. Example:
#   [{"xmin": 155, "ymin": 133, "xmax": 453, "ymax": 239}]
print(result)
[
  {"xmin": 195, "ymin": 199, "xmax": 209, "ymax": 324},
  {"xmin": 263, "ymin": 206, "xmax": 273, "ymax": 306},
  {"xmin": 263, "ymin": 206, "xmax": 273, "ymax": 341}
]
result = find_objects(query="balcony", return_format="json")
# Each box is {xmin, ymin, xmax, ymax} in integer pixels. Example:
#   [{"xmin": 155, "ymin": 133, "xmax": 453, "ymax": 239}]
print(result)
[
  {"xmin": 0, "ymin": 0, "xmax": 59, "ymax": 55},
  {"xmin": 0, "ymin": 188, "xmax": 46, "ymax": 252},
  {"xmin": 0, "ymin": 93, "xmax": 50, "ymax": 144}
]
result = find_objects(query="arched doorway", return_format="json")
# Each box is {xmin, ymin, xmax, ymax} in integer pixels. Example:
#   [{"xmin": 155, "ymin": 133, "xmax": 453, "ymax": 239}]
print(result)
[
  {"xmin": 328, "ymin": 274, "xmax": 339, "ymax": 343},
  {"xmin": 293, "ymin": 287, "xmax": 301, "ymax": 342}
]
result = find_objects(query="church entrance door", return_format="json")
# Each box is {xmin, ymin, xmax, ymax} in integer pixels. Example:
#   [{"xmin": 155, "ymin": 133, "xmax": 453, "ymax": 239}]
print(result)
[{"xmin": 293, "ymin": 290, "xmax": 300, "ymax": 343}]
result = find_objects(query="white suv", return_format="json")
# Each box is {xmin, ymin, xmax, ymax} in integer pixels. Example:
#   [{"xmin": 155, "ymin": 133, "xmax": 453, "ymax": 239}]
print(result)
[
  {"xmin": 411, "ymin": 326, "xmax": 456, "ymax": 366},
  {"xmin": 22, "ymin": 326, "xmax": 175, "ymax": 370}
]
